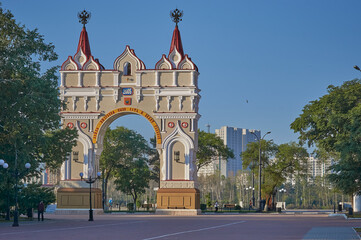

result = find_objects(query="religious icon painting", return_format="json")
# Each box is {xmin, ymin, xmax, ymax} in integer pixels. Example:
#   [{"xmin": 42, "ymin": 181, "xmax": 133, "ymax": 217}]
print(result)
[{"xmin": 124, "ymin": 98, "xmax": 132, "ymax": 105}]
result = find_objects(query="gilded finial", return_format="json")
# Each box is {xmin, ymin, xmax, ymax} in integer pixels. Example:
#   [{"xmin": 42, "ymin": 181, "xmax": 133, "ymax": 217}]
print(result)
[
  {"xmin": 78, "ymin": 10, "xmax": 91, "ymax": 28},
  {"xmin": 170, "ymin": 8, "xmax": 183, "ymax": 26}
]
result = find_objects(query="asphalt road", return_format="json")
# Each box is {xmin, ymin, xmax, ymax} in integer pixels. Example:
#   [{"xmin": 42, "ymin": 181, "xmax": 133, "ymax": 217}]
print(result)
[{"xmin": 0, "ymin": 213, "xmax": 359, "ymax": 240}]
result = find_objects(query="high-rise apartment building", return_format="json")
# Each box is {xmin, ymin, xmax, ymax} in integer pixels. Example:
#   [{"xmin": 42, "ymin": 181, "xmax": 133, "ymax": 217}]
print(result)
[
  {"xmin": 307, "ymin": 156, "xmax": 333, "ymax": 181},
  {"xmin": 198, "ymin": 126, "xmax": 260, "ymax": 177}
]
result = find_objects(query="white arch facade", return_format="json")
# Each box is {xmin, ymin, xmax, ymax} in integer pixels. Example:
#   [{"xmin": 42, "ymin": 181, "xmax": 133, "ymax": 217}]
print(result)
[
  {"xmin": 161, "ymin": 122, "xmax": 195, "ymax": 181},
  {"xmin": 57, "ymin": 23, "xmax": 201, "ymax": 214}
]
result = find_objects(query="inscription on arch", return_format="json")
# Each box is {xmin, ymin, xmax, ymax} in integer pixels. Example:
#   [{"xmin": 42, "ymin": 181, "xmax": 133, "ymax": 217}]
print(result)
[{"xmin": 92, "ymin": 107, "xmax": 161, "ymax": 144}]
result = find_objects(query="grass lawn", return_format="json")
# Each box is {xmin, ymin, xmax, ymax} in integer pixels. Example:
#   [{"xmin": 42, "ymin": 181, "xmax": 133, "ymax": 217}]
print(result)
[{"xmin": 347, "ymin": 212, "xmax": 361, "ymax": 218}]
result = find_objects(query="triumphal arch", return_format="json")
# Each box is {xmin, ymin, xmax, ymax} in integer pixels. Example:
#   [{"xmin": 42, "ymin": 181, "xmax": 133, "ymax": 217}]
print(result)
[{"xmin": 56, "ymin": 10, "xmax": 201, "ymax": 215}]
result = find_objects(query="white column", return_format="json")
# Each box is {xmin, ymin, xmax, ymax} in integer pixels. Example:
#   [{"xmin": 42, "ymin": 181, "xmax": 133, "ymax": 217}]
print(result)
[
  {"xmin": 78, "ymin": 72, "xmax": 83, "ymax": 87},
  {"xmin": 96, "ymin": 72, "xmax": 100, "ymax": 87},
  {"xmin": 95, "ymin": 96, "xmax": 100, "ymax": 111},
  {"xmin": 113, "ymin": 72, "xmax": 119, "ymax": 86},
  {"xmin": 179, "ymin": 96, "xmax": 183, "ymax": 110},
  {"xmin": 167, "ymin": 96, "xmax": 172, "ymax": 111},
  {"xmin": 72, "ymin": 96, "xmax": 77, "ymax": 111},
  {"xmin": 136, "ymin": 72, "xmax": 142, "ymax": 87},
  {"xmin": 155, "ymin": 71, "xmax": 160, "ymax": 86},
  {"xmin": 173, "ymin": 71, "xmax": 178, "ymax": 86},
  {"xmin": 89, "ymin": 119, "xmax": 93, "ymax": 132},
  {"xmin": 161, "ymin": 118, "xmax": 165, "ymax": 132},
  {"xmin": 60, "ymin": 72, "xmax": 65, "ymax": 87},
  {"xmin": 155, "ymin": 96, "xmax": 160, "ymax": 111},
  {"xmin": 84, "ymin": 96, "xmax": 88, "ymax": 111},
  {"xmin": 191, "ymin": 71, "xmax": 195, "ymax": 86},
  {"xmin": 190, "ymin": 119, "xmax": 195, "ymax": 132},
  {"xmin": 191, "ymin": 96, "xmax": 195, "ymax": 111}
]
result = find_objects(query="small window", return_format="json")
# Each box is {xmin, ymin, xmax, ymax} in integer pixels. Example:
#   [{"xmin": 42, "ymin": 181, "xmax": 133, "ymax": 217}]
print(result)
[
  {"xmin": 174, "ymin": 151, "xmax": 180, "ymax": 162},
  {"xmin": 123, "ymin": 62, "xmax": 131, "ymax": 76}
]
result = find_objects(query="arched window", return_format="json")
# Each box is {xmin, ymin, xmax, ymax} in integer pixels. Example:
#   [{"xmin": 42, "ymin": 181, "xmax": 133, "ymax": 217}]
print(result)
[{"xmin": 123, "ymin": 62, "xmax": 131, "ymax": 76}]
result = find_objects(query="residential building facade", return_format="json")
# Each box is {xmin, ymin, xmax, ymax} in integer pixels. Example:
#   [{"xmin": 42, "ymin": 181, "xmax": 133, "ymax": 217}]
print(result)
[{"xmin": 198, "ymin": 126, "xmax": 260, "ymax": 177}]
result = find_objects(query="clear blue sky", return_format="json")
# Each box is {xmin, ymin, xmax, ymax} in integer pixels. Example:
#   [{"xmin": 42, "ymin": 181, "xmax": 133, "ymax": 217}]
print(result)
[{"xmin": 3, "ymin": 0, "xmax": 361, "ymax": 150}]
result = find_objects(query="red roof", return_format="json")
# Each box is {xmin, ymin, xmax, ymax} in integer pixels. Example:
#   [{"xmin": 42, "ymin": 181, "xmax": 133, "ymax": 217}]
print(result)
[
  {"xmin": 169, "ymin": 25, "xmax": 184, "ymax": 57},
  {"xmin": 77, "ymin": 27, "xmax": 92, "ymax": 60}
]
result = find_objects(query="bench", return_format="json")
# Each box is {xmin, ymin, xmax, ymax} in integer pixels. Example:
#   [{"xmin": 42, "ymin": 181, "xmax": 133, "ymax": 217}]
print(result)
[
  {"xmin": 223, "ymin": 204, "xmax": 236, "ymax": 211},
  {"xmin": 141, "ymin": 204, "xmax": 153, "ymax": 210}
]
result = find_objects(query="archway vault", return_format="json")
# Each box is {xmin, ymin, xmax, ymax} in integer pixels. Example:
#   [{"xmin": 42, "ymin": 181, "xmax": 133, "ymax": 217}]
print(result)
[{"xmin": 92, "ymin": 107, "xmax": 161, "ymax": 145}]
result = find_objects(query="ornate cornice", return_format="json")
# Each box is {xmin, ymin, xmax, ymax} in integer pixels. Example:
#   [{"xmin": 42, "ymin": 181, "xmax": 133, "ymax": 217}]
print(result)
[
  {"xmin": 61, "ymin": 112, "xmax": 101, "ymax": 119},
  {"xmin": 154, "ymin": 112, "xmax": 200, "ymax": 120}
]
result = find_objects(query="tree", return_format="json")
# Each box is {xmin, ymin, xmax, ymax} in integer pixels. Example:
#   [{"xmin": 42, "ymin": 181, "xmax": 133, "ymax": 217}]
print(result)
[
  {"xmin": 196, "ymin": 130, "xmax": 234, "ymax": 172},
  {"xmin": 291, "ymin": 79, "xmax": 361, "ymax": 194},
  {"xmin": 114, "ymin": 158, "xmax": 151, "ymax": 211},
  {"xmin": 0, "ymin": 6, "xmax": 77, "ymax": 212},
  {"xmin": 148, "ymin": 136, "xmax": 160, "ymax": 185},
  {"xmin": 99, "ymin": 127, "xmax": 150, "ymax": 208},
  {"xmin": 18, "ymin": 183, "xmax": 56, "ymax": 215},
  {"xmin": 242, "ymin": 140, "xmax": 308, "ymax": 210}
]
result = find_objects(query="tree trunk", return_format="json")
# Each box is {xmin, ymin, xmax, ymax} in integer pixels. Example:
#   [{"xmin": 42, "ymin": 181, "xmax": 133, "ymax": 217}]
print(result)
[
  {"xmin": 104, "ymin": 173, "xmax": 110, "ymax": 210},
  {"xmin": 133, "ymin": 191, "xmax": 137, "ymax": 211}
]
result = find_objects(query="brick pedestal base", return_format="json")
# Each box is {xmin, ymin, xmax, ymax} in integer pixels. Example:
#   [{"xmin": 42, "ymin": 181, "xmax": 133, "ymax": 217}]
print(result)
[
  {"xmin": 57, "ymin": 188, "xmax": 102, "ymax": 209},
  {"xmin": 156, "ymin": 188, "xmax": 200, "ymax": 213}
]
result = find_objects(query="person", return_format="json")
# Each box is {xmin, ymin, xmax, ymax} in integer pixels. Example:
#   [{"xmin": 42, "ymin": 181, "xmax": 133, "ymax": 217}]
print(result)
[
  {"xmin": 214, "ymin": 201, "xmax": 219, "ymax": 213},
  {"xmin": 249, "ymin": 200, "xmax": 252, "ymax": 211},
  {"xmin": 38, "ymin": 201, "xmax": 44, "ymax": 221}
]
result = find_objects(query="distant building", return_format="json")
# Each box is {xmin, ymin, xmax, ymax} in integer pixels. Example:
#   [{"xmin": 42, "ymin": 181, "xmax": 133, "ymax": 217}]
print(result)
[
  {"xmin": 198, "ymin": 126, "xmax": 260, "ymax": 177},
  {"xmin": 307, "ymin": 156, "xmax": 333, "ymax": 181},
  {"xmin": 285, "ymin": 156, "xmax": 333, "ymax": 185}
]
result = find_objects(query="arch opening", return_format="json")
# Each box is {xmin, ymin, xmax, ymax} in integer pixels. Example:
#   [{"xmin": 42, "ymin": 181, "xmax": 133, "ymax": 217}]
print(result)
[{"xmin": 92, "ymin": 107, "xmax": 161, "ymax": 147}]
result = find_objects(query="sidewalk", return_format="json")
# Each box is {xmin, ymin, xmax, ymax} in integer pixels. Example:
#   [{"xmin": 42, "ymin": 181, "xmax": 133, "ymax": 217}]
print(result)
[{"xmin": 303, "ymin": 227, "xmax": 360, "ymax": 240}]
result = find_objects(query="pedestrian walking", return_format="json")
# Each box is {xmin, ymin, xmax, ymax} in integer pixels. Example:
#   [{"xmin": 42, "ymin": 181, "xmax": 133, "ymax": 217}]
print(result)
[
  {"xmin": 214, "ymin": 201, "xmax": 219, "ymax": 213},
  {"xmin": 38, "ymin": 201, "xmax": 44, "ymax": 221},
  {"xmin": 249, "ymin": 200, "xmax": 252, "ymax": 211}
]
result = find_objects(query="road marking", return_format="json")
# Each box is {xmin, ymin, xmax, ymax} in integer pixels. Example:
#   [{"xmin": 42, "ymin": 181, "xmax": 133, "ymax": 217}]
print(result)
[
  {"xmin": 143, "ymin": 221, "xmax": 246, "ymax": 240},
  {"xmin": 0, "ymin": 220, "xmax": 146, "ymax": 236}
]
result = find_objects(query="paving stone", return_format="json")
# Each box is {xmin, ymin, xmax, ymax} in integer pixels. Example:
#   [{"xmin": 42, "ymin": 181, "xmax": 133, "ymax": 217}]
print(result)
[{"xmin": 303, "ymin": 227, "xmax": 360, "ymax": 240}]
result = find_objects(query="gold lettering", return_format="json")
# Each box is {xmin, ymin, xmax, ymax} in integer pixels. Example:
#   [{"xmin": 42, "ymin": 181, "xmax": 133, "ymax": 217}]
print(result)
[{"xmin": 92, "ymin": 107, "xmax": 161, "ymax": 144}]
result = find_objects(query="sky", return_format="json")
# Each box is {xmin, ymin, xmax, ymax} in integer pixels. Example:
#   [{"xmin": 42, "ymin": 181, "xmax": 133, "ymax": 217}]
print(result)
[{"xmin": 2, "ymin": 0, "xmax": 361, "ymax": 151}]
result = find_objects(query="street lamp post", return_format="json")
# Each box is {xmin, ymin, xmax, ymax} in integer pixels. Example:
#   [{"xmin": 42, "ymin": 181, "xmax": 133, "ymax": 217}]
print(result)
[
  {"xmin": 250, "ymin": 130, "xmax": 271, "ymax": 212},
  {"xmin": 0, "ymin": 159, "xmax": 10, "ymax": 221},
  {"xmin": 279, "ymin": 188, "xmax": 286, "ymax": 208},
  {"xmin": 252, "ymin": 172, "xmax": 255, "ymax": 206},
  {"xmin": 1, "ymin": 156, "xmax": 31, "ymax": 227},
  {"xmin": 80, "ymin": 169, "xmax": 101, "ymax": 221}
]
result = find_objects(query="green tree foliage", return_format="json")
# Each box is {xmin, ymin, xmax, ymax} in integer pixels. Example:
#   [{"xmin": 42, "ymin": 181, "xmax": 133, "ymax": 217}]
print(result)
[
  {"xmin": 0, "ymin": 6, "xmax": 77, "ymax": 177},
  {"xmin": 100, "ymin": 127, "xmax": 151, "ymax": 208},
  {"xmin": 114, "ymin": 159, "xmax": 150, "ymax": 211},
  {"xmin": 291, "ymin": 79, "xmax": 361, "ymax": 194},
  {"xmin": 148, "ymin": 136, "xmax": 160, "ymax": 184},
  {"xmin": 18, "ymin": 183, "xmax": 56, "ymax": 215},
  {"xmin": 196, "ymin": 130, "xmax": 234, "ymax": 172},
  {"xmin": 242, "ymin": 141, "xmax": 308, "ymax": 210}
]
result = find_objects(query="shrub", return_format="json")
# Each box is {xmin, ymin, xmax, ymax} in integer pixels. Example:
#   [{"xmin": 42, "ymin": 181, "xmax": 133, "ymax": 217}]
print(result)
[
  {"xmin": 127, "ymin": 203, "xmax": 134, "ymax": 211},
  {"xmin": 200, "ymin": 204, "xmax": 207, "ymax": 211}
]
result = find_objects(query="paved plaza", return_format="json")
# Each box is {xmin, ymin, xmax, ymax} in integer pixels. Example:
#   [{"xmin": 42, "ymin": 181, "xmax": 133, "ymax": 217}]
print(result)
[{"xmin": 0, "ymin": 213, "xmax": 360, "ymax": 240}]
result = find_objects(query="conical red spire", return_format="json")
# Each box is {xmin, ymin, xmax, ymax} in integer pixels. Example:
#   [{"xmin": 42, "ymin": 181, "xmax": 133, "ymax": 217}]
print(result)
[
  {"xmin": 169, "ymin": 25, "xmax": 184, "ymax": 57},
  {"xmin": 77, "ymin": 27, "xmax": 92, "ymax": 60}
]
